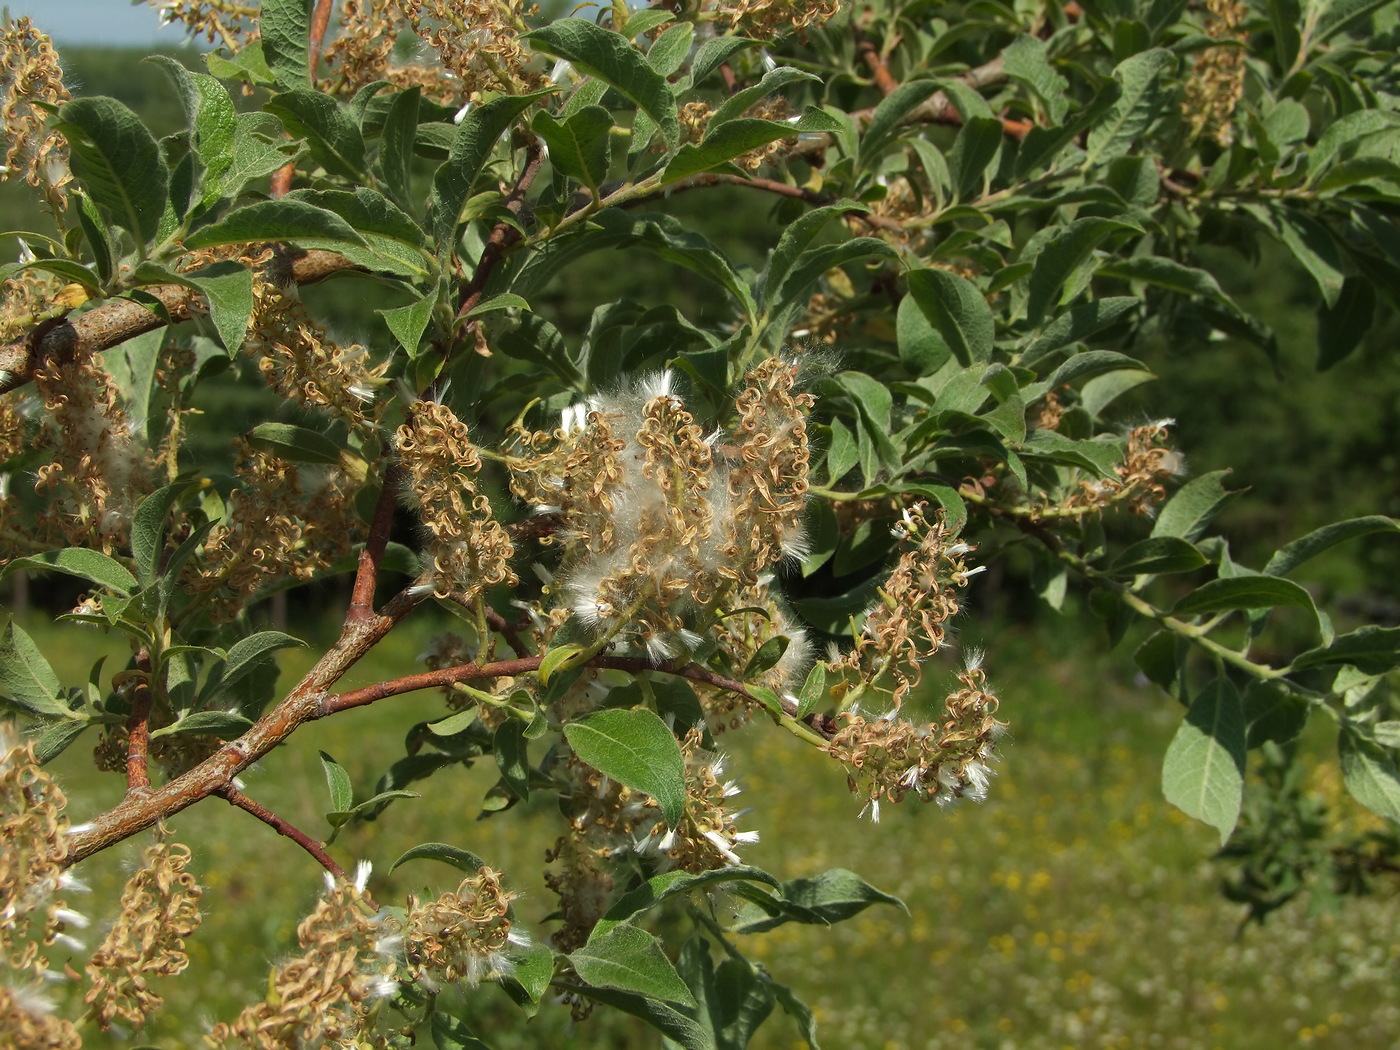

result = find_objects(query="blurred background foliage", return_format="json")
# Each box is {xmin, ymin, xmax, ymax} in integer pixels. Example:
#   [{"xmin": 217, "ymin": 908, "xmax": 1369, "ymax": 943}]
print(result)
[{"xmin": 5, "ymin": 32, "xmax": 1400, "ymax": 1050}]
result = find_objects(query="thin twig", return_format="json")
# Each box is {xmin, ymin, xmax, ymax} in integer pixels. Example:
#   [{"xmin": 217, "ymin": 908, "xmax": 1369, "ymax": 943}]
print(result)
[
  {"xmin": 215, "ymin": 784, "xmax": 373, "ymax": 903},
  {"xmin": 346, "ymin": 464, "xmax": 403, "ymax": 624},
  {"xmin": 854, "ymin": 25, "xmax": 898, "ymax": 97},
  {"xmin": 63, "ymin": 583, "xmax": 430, "ymax": 867},
  {"xmin": 449, "ymin": 137, "xmax": 546, "ymax": 346},
  {"xmin": 123, "ymin": 651, "xmax": 154, "ymax": 795},
  {"xmin": 484, "ymin": 607, "xmax": 532, "ymax": 659},
  {"xmin": 308, "ymin": 0, "xmax": 336, "ymax": 71}
]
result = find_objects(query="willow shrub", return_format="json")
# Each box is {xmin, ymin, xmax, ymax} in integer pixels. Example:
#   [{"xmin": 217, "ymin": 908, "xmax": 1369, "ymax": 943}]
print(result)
[{"xmin": 1, "ymin": 0, "xmax": 1399, "ymax": 1046}]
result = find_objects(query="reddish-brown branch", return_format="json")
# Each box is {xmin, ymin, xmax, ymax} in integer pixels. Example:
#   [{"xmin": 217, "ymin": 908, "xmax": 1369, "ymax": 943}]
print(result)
[
  {"xmin": 64, "ymin": 584, "xmax": 428, "ymax": 867},
  {"xmin": 346, "ymin": 464, "xmax": 403, "ymax": 624},
  {"xmin": 485, "ymin": 607, "xmax": 532, "ymax": 659},
  {"xmin": 1, "ymin": 250, "xmax": 359, "ymax": 395},
  {"xmin": 270, "ymin": 0, "xmax": 334, "ymax": 199},
  {"xmin": 214, "ymin": 784, "xmax": 371, "ymax": 902},
  {"xmin": 450, "ymin": 137, "xmax": 545, "ymax": 337},
  {"xmin": 308, "ymin": 0, "xmax": 336, "ymax": 71},
  {"xmin": 123, "ymin": 652, "xmax": 154, "ymax": 794},
  {"xmin": 855, "ymin": 26, "xmax": 899, "ymax": 97},
  {"xmin": 321, "ymin": 653, "xmax": 816, "ymax": 727}
]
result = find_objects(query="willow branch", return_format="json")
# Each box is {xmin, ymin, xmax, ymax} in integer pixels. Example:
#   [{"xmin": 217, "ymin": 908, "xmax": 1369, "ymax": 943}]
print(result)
[
  {"xmin": 448, "ymin": 138, "xmax": 544, "ymax": 327},
  {"xmin": 0, "ymin": 250, "xmax": 360, "ymax": 395},
  {"xmin": 322, "ymin": 653, "xmax": 828, "ymax": 739},
  {"xmin": 346, "ymin": 463, "xmax": 404, "ymax": 624},
  {"xmin": 855, "ymin": 25, "xmax": 898, "ymax": 97},
  {"xmin": 307, "ymin": 0, "xmax": 336, "ymax": 71},
  {"xmin": 123, "ymin": 651, "xmax": 154, "ymax": 794},
  {"xmin": 214, "ymin": 785, "xmax": 359, "ymax": 894},
  {"xmin": 63, "ymin": 583, "xmax": 429, "ymax": 867}
]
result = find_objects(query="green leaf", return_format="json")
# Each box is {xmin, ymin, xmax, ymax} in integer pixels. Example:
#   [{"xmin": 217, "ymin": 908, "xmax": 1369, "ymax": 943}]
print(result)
[
  {"xmin": 743, "ymin": 636, "xmax": 790, "ymax": 679},
  {"xmin": 532, "ymin": 106, "xmax": 613, "ymax": 191},
  {"xmin": 379, "ymin": 279, "xmax": 442, "ymax": 355},
  {"xmin": 2, "ymin": 549, "xmax": 137, "ymax": 596},
  {"xmin": 948, "ymin": 116, "xmax": 1004, "ymax": 201},
  {"xmin": 598, "ymin": 867, "xmax": 782, "ymax": 937},
  {"xmin": 621, "ymin": 7, "xmax": 675, "ymax": 38},
  {"xmin": 1096, "ymin": 255, "xmax": 1233, "ymax": 302},
  {"xmin": 1025, "ymin": 218, "xmax": 1139, "ymax": 325},
  {"xmin": 266, "ymin": 90, "xmax": 366, "ymax": 180},
  {"xmin": 429, "ymin": 1015, "xmax": 492, "ymax": 1050},
  {"xmin": 1021, "ymin": 297, "xmax": 1140, "ymax": 364},
  {"xmin": 430, "ymin": 91, "xmax": 550, "ymax": 244},
  {"xmin": 903, "ymin": 267, "xmax": 994, "ymax": 367},
  {"xmin": 1171, "ymin": 576, "xmax": 1318, "ymax": 621},
  {"xmin": 772, "ymin": 237, "xmax": 897, "ymax": 327},
  {"xmin": 1151, "ymin": 470, "xmax": 1239, "ymax": 542},
  {"xmin": 691, "ymin": 36, "xmax": 760, "ymax": 85},
  {"xmin": 563, "ymin": 983, "xmax": 712, "ymax": 1050},
  {"xmin": 391, "ymin": 842, "xmax": 490, "ymax": 874},
  {"xmin": 1338, "ymin": 725, "xmax": 1400, "ymax": 824},
  {"xmin": 1316, "ymin": 277, "xmax": 1376, "ymax": 370},
  {"xmin": 285, "ymin": 187, "xmax": 429, "ymax": 276},
  {"xmin": 503, "ymin": 937, "xmax": 555, "ymax": 1006},
  {"xmin": 538, "ymin": 642, "xmax": 586, "ymax": 686},
  {"xmin": 663, "ymin": 110, "xmax": 841, "ymax": 184},
  {"xmin": 1274, "ymin": 207, "xmax": 1345, "ymax": 308},
  {"xmin": 758, "ymin": 204, "xmax": 851, "ymax": 310},
  {"xmin": 730, "ymin": 869, "xmax": 905, "ymax": 934},
  {"xmin": 1003, "ymin": 34, "xmax": 1069, "ymax": 122},
  {"xmin": 246, "ymin": 422, "xmax": 342, "ymax": 464},
  {"xmin": 56, "ymin": 97, "xmax": 168, "ymax": 247},
  {"xmin": 261, "ymin": 0, "xmax": 312, "ymax": 90},
  {"xmin": 494, "ymin": 719, "xmax": 530, "ymax": 801},
  {"xmin": 34, "ymin": 719, "xmax": 91, "ymax": 763},
  {"xmin": 1242, "ymin": 681, "xmax": 1309, "ymax": 749},
  {"xmin": 73, "ymin": 191, "xmax": 115, "ymax": 283},
  {"xmin": 320, "ymin": 750, "xmax": 354, "ymax": 814},
  {"xmin": 1107, "ymin": 537, "xmax": 1207, "ymax": 576},
  {"xmin": 0, "ymin": 621, "xmax": 68, "ymax": 718},
  {"xmin": 1264, "ymin": 516, "xmax": 1399, "ymax": 577},
  {"xmin": 145, "ymin": 55, "xmax": 238, "ymax": 196},
  {"xmin": 711, "ymin": 67, "xmax": 819, "ymax": 128},
  {"xmin": 220, "ymin": 631, "xmax": 305, "ymax": 694},
  {"xmin": 131, "ymin": 484, "xmax": 187, "ymax": 587},
  {"xmin": 796, "ymin": 663, "xmax": 827, "ymax": 719},
  {"xmin": 150, "ymin": 710, "xmax": 254, "ymax": 739},
  {"xmin": 1161, "ymin": 678, "xmax": 1245, "ymax": 844},
  {"xmin": 1291, "ymin": 626, "xmax": 1400, "ymax": 675},
  {"xmin": 377, "ymin": 87, "xmax": 421, "ymax": 209},
  {"xmin": 185, "ymin": 199, "xmax": 367, "ymax": 254},
  {"xmin": 527, "ymin": 20, "xmax": 678, "ymax": 148},
  {"xmin": 564, "ymin": 708, "xmax": 686, "ymax": 828},
  {"xmin": 1083, "ymin": 49, "xmax": 1174, "ymax": 167},
  {"xmin": 647, "ymin": 22, "xmax": 694, "ymax": 76},
  {"xmin": 183, "ymin": 261, "xmax": 254, "ymax": 353},
  {"xmin": 571, "ymin": 922, "xmax": 697, "ymax": 1006},
  {"xmin": 466, "ymin": 293, "xmax": 529, "ymax": 319},
  {"xmin": 859, "ymin": 80, "xmax": 941, "ymax": 164}
]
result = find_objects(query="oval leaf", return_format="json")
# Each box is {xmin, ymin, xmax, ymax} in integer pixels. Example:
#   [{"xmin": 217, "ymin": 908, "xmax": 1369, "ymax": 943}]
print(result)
[
  {"xmin": 570, "ymin": 922, "xmax": 696, "ymax": 1007},
  {"xmin": 1161, "ymin": 679, "xmax": 1245, "ymax": 845},
  {"xmin": 564, "ymin": 708, "xmax": 685, "ymax": 828}
]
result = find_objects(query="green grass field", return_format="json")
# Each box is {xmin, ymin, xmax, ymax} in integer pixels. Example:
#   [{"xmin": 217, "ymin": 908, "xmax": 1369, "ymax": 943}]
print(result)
[{"xmin": 24, "ymin": 609, "xmax": 1400, "ymax": 1049}]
